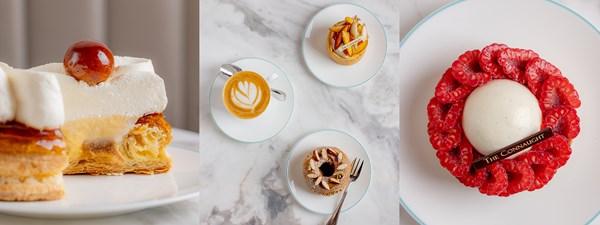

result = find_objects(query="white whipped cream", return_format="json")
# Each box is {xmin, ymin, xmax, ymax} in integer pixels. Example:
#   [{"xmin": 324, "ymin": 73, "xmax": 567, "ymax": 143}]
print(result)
[
  {"xmin": 0, "ymin": 63, "xmax": 15, "ymax": 123},
  {"xmin": 462, "ymin": 79, "xmax": 542, "ymax": 158},
  {"xmin": 231, "ymin": 81, "xmax": 262, "ymax": 110},
  {"xmin": 8, "ymin": 66, "xmax": 65, "ymax": 130},
  {"xmin": 30, "ymin": 56, "xmax": 167, "ymax": 122}
]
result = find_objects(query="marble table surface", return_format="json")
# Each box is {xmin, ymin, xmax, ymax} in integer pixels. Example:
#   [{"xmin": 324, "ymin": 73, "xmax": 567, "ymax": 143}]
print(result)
[
  {"xmin": 399, "ymin": 0, "xmax": 600, "ymax": 224},
  {"xmin": 0, "ymin": 128, "xmax": 200, "ymax": 225},
  {"xmin": 200, "ymin": 0, "xmax": 399, "ymax": 224}
]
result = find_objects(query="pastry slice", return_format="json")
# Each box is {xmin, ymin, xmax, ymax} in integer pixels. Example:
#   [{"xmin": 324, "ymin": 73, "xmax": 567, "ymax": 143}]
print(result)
[
  {"xmin": 31, "ymin": 40, "xmax": 172, "ymax": 175},
  {"xmin": 0, "ymin": 63, "xmax": 68, "ymax": 201}
]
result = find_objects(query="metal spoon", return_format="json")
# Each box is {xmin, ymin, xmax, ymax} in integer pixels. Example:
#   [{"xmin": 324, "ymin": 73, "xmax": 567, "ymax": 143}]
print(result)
[{"xmin": 219, "ymin": 64, "xmax": 287, "ymax": 101}]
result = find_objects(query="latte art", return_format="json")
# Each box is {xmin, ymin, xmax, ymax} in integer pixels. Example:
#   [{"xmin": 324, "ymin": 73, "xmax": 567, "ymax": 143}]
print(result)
[
  {"xmin": 231, "ymin": 81, "xmax": 263, "ymax": 110},
  {"xmin": 222, "ymin": 71, "xmax": 270, "ymax": 119}
]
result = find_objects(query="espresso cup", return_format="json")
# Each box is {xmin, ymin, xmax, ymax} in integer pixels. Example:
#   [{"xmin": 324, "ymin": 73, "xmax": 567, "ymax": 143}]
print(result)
[{"xmin": 222, "ymin": 71, "xmax": 271, "ymax": 119}]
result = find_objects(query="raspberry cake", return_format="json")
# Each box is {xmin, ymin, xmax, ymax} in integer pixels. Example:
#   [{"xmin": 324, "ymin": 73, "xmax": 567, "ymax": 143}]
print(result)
[
  {"xmin": 303, "ymin": 146, "xmax": 351, "ymax": 196},
  {"xmin": 327, "ymin": 16, "xmax": 369, "ymax": 65},
  {"xmin": 30, "ymin": 40, "xmax": 172, "ymax": 175},
  {"xmin": 0, "ymin": 63, "xmax": 68, "ymax": 201},
  {"xmin": 427, "ymin": 43, "xmax": 580, "ymax": 197}
]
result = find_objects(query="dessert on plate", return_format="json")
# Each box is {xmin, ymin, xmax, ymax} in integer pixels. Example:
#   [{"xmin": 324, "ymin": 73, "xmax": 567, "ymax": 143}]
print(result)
[
  {"xmin": 427, "ymin": 43, "xmax": 580, "ymax": 196},
  {"xmin": 31, "ymin": 40, "xmax": 172, "ymax": 175},
  {"xmin": 327, "ymin": 16, "xmax": 368, "ymax": 65},
  {"xmin": 303, "ymin": 146, "xmax": 351, "ymax": 196},
  {"xmin": 0, "ymin": 39, "xmax": 172, "ymax": 201},
  {"xmin": 0, "ymin": 63, "xmax": 68, "ymax": 201}
]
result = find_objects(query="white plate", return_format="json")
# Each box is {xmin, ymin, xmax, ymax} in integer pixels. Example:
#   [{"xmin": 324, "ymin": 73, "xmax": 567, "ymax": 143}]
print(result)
[
  {"xmin": 286, "ymin": 129, "xmax": 371, "ymax": 214},
  {"xmin": 302, "ymin": 3, "xmax": 387, "ymax": 88},
  {"xmin": 209, "ymin": 57, "xmax": 294, "ymax": 143},
  {"xmin": 399, "ymin": 0, "xmax": 600, "ymax": 224},
  {"xmin": 0, "ymin": 146, "xmax": 199, "ymax": 219}
]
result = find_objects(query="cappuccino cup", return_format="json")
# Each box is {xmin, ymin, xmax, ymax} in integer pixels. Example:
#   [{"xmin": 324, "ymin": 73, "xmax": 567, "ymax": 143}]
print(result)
[{"xmin": 222, "ymin": 71, "xmax": 271, "ymax": 119}]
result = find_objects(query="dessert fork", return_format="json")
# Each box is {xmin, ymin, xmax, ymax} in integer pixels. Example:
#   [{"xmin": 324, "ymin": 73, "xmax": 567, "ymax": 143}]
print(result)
[{"xmin": 325, "ymin": 157, "xmax": 364, "ymax": 225}]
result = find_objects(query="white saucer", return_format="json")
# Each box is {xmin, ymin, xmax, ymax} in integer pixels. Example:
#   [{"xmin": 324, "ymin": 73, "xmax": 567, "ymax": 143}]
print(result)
[
  {"xmin": 0, "ymin": 147, "xmax": 199, "ymax": 219},
  {"xmin": 302, "ymin": 3, "xmax": 387, "ymax": 88},
  {"xmin": 209, "ymin": 57, "xmax": 294, "ymax": 143},
  {"xmin": 286, "ymin": 129, "xmax": 371, "ymax": 214}
]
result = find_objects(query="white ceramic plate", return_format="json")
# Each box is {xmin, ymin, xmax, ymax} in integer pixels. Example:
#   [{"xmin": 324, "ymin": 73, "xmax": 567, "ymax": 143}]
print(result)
[
  {"xmin": 209, "ymin": 57, "xmax": 294, "ymax": 143},
  {"xmin": 0, "ymin": 147, "xmax": 199, "ymax": 219},
  {"xmin": 286, "ymin": 129, "xmax": 371, "ymax": 214},
  {"xmin": 302, "ymin": 3, "xmax": 387, "ymax": 88},
  {"xmin": 399, "ymin": 1, "xmax": 600, "ymax": 224}
]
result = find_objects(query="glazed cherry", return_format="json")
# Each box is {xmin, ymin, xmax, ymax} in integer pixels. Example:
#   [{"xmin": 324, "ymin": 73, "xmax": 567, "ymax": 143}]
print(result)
[{"xmin": 63, "ymin": 40, "xmax": 114, "ymax": 85}]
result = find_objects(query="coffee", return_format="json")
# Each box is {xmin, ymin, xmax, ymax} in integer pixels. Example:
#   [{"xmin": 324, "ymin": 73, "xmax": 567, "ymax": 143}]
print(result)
[{"xmin": 222, "ymin": 71, "xmax": 270, "ymax": 119}]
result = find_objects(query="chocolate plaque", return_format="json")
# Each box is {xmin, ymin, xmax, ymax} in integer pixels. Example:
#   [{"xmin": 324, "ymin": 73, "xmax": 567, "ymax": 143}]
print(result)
[{"xmin": 472, "ymin": 128, "xmax": 554, "ymax": 170}]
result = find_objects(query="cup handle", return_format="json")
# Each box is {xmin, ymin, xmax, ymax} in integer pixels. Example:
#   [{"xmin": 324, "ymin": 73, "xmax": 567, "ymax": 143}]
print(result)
[
  {"xmin": 266, "ymin": 73, "xmax": 279, "ymax": 82},
  {"xmin": 265, "ymin": 73, "xmax": 286, "ymax": 101}
]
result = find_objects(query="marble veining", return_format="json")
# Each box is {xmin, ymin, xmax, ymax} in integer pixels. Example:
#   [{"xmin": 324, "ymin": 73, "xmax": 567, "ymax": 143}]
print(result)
[{"xmin": 201, "ymin": 0, "xmax": 399, "ymax": 224}]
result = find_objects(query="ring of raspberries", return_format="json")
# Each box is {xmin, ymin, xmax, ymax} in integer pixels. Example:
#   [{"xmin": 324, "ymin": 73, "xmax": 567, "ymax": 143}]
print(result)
[{"xmin": 427, "ymin": 43, "xmax": 581, "ymax": 197}]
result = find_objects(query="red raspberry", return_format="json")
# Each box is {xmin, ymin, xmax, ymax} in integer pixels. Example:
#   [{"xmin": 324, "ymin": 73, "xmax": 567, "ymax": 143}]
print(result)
[
  {"xmin": 478, "ymin": 162, "xmax": 508, "ymax": 196},
  {"xmin": 451, "ymin": 50, "xmax": 492, "ymax": 87},
  {"xmin": 532, "ymin": 134, "xmax": 572, "ymax": 167},
  {"xmin": 497, "ymin": 48, "xmax": 539, "ymax": 84},
  {"xmin": 479, "ymin": 43, "xmax": 508, "ymax": 79},
  {"xmin": 457, "ymin": 167, "xmax": 488, "ymax": 188},
  {"xmin": 435, "ymin": 68, "xmax": 475, "ymax": 103},
  {"xmin": 539, "ymin": 76, "xmax": 581, "ymax": 111},
  {"xmin": 436, "ymin": 138, "xmax": 473, "ymax": 178},
  {"xmin": 518, "ymin": 151, "xmax": 559, "ymax": 191},
  {"xmin": 525, "ymin": 57, "xmax": 562, "ymax": 95},
  {"xmin": 429, "ymin": 126, "xmax": 461, "ymax": 152},
  {"xmin": 427, "ymin": 97, "xmax": 464, "ymax": 132},
  {"xmin": 543, "ymin": 106, "xmax": 580, "ymax": 139},
  {"xmin": 427, "ymin": 121, "xmax": 439, "ymax": 136},
  {"xmin": 497, "ymin": 159, "xmax": 534, "ymax": 196},
  {"xmin": 457, "ymin": 151, "xmax": 487, "ymax": 187},
  {"xmin": 426, "ymin": 97, "xmax": 448, "ymax": 128}
]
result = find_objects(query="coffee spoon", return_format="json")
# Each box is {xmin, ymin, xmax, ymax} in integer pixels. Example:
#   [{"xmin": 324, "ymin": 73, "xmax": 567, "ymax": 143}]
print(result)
[{"xmin": 219, "ymin": 64, "xmax": 287, "ymax": 101}]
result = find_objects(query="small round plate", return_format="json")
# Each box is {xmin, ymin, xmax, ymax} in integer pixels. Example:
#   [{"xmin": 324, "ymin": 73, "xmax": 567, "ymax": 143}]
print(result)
[
  {"xmin": 209, "ymin": 57, "xmax": 294, "ymax": 143},
  {"xmin": 0, "ymin": 147, "xmax": 199, "ymax": 219},
  {"xmin": 302, "ymin": 3, "xmax": 387, "ymax": 88},
  {"xmin": 286, "ymin": 129, "xmax": 371, "ymax": 214}
]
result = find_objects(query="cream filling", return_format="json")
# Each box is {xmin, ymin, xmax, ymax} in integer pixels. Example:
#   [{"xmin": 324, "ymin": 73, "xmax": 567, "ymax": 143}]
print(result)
[
  {"xmin": 0, "ymin": 56, "xmax": 165, "ymax": 130},
  {"xmin": 30, "ymin": 56, "xmax": 167, "ymax": 122},
  {"xmin": 0, "ymin": 63, "xmax": 15, "ymax": 123},
  {"xmin": 60, "ymin": 115, "xmax": 137, "ymax": 160},
  {"xmin": 0, "ymin": 63, "xmax": 64, "ymax": 130}
]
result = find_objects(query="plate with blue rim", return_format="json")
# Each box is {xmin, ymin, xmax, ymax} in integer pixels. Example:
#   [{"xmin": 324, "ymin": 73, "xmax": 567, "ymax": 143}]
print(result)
[
  {"xmin": 286, "ymin": 129, "xmax": 371, "ymax": 214},
  {"xmin": 209, "ymin": 57, "xmax": 294, "ymax": 143},
  {"xmin": 399, "ymin": 0, "xmax": 600, "ymax": 224},
  {"xmin": 302, "ymin": 3, "xmax": 387, "ymax": 88}
]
